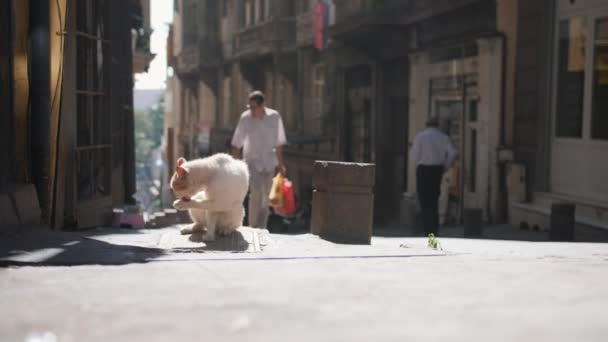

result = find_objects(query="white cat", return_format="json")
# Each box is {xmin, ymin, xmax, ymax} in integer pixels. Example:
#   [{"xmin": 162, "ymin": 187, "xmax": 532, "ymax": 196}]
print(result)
[{"xmin": 170, "ymin": 153, "xmax": 249, "ymax": 241}]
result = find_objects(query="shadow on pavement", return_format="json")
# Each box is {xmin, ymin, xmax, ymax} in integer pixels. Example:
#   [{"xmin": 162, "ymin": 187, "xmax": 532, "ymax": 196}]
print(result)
[
  {"xmin": 171, "ymin": 230, "xmax": 250, "ymax": 253},
  {"xmin": 0, "ymin": 228, "xmax": 166, "ymax": 267}
]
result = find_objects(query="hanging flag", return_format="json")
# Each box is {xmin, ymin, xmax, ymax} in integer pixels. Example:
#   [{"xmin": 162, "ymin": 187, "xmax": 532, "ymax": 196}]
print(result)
[{"xmin": 314, "ymin": 1, "xmax": 325, "ymax": 50}]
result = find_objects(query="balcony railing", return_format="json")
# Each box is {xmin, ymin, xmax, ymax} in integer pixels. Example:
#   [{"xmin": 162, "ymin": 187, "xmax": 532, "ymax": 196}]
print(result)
[
  {"xmin": 175, "ymin": 45, "xmax": 198, "ymax": 76},
  {"xmin": 132, "ymin": 27, "xmax": 155, "ymax": 73},
  {"xmin": 173, "ymin": 37, "xmax": 221, "ymax": 75},
  {"xmin": 332, "ymin": 0, "xmax": 413, "ymax": 25},
  {"xmin": 234, "ymin": 18, "xmax": 296, "ymax": 58}
]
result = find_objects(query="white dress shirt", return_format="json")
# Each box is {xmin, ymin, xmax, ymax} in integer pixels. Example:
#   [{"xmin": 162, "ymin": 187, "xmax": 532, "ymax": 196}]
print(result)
[
  {"xmin": 410, "ymin": 127, "xmax": 458, "ymax": 168},
  {"xmin": 231, "ymin": 107, "xmax": 287, "ymax": 173}
]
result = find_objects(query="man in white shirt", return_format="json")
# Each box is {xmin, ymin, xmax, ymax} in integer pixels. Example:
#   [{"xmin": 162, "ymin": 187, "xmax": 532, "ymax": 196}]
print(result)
[
  {"xmin": 231, "ymin": 91, "xmax": 287, "ymax": 229},
  {"xmin": 410, "ymin": 117, "xmax": 458, "ymax": 235}
]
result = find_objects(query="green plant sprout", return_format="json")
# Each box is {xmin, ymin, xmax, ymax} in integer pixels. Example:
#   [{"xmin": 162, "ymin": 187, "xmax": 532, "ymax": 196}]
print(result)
[{"xmin": 427, "ymin": 233, "xmax": 443, "ymax": 250}]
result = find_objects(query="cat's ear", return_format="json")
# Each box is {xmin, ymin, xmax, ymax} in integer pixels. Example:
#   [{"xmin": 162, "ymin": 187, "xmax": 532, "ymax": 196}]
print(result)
[
  {"xmin": 177, "ymin": 157, "xmax": 187, "ymax": 166},
  {"xmin": 176, "ymin": 166, "xmax": 189, "ymax": 177}
]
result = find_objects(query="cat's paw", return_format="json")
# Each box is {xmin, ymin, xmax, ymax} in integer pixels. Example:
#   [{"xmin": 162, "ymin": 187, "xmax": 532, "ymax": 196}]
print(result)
[
  {"xmin": 173, "ymin": 199, "xmax": 191, "ymax": 211},
  {"xmin": 181, "ymin": 224, "xmax": 206, "ymax": 235},
  {"xmin": 216, "ymin": 226, "xmax": 235, "ymax": 237},
  {"xmin": 202, "ymin": 233, "xmax": 216, "ymax": 242},
  {"xmin": 188, "ymin": 232, "xmax": 205, "ymax": 242},
  {"xmin": 180, "ymin": 226, "xmax": 193, "ymax": 235},
  {"xmin": 215, "ymin": 227, "xmax": 227, "ymax": 237}
]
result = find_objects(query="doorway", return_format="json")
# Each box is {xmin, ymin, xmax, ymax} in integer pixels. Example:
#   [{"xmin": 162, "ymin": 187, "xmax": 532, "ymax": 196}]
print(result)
[
  {"xmin": 344, "ymin": 65, "xmax": 372, "ymax": 163},
  {"xmin": 429, "ymin": 74, "xmax": 480, "ymax": 225},
  {"xmin": 375, "ymin": 59, "xmax": 409, "ymax": 225}
]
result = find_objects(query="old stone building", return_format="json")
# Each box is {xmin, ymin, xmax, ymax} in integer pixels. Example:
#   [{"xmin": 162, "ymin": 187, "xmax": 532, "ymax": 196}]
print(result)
[
  {"xmin": 0, "ymin": 0, "xmax": 154, "ymax": 230},
  {"xmin": 510, "ymin": 0, "xmax": 608, "ymax": 233},
  {"xmin": 164, "ymin": 0, "xmax": 608, "ymax": 234}
]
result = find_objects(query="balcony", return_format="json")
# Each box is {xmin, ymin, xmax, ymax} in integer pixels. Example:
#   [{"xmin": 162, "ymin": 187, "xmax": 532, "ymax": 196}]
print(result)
[
  {"xmin": 331, "ymin": 0, "xmax": 489, "ymax": 35},
  {"xmin": 329, "ymin": 0, "xmax": 484, "ymax": 55},
  {"xmin": 175, "ymin": 45, "xmax": 199, "ymax": 76},
  {"xmin": 173, "ymin": 38, "xmax": 221, "ymax": 77},
  {"xmin": 234, "ymin": 18, "xmax": 296, "ymax": 60},
  {"xmin": 199, "ymin": 37, "xmax": 221, "ymax": 69},
  {"xmin": 132, "ymin": 27, "xmax": 156, "ymax": 73}
]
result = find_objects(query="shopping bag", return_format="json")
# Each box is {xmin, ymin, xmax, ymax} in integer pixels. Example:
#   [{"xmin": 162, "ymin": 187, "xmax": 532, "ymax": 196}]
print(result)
[
  {"xmin": 269, "ymin": 173, "xmax": 284, "ymax": 208},
  {"xmin": 279, "ymin": 179, "xmax": 296, "ymax": 216}
]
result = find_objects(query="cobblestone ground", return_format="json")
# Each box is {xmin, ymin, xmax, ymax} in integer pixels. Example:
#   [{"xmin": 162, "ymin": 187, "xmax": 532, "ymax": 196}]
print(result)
[{"xmin": 1, "ymin": 225, "xmax": 608, "ymax": 341}]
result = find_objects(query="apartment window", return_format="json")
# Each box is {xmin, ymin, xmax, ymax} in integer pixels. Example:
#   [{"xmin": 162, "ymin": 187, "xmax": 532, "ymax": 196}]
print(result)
[
  {"xmin": 265, "ymin": 0, "xmax": 271, "ymax": 19},
  {"xmin": 591, "ymin": 17, "xmax": 608, "ymax": 139},
  {"xmin": 554, "ymin": 0, "xmax": 608, "ymax": 141},
  {"xmin": 245, "ymin": 0, "xmax": 252, "ymax": 27},
  {"xmin": 222, "ymin": 0, "xmax": 228, "ymax": 17},
  {"xmin": 556, "ymin": 17, "xmax": 586, "ymax": 138},
  {"xmin": 254, "ymin": 0, "xmax": 260, "ymax": 24},
  {"xmin": 297, "ymin": 0, "xmax": 309, "ymax": 15},
  {"xmin": 183, "ymin": 0, "xmax": 198, "ymax": 46}
]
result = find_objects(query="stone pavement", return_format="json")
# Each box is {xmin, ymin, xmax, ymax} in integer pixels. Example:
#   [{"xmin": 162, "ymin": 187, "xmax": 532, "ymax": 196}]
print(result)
[
  {"xmin": 1, "ymin": 224, "xmax": 608, "ymax": 341},
  {"xmin": 0, "ymin": 225, "xmax": 448, "ymax": 266}
]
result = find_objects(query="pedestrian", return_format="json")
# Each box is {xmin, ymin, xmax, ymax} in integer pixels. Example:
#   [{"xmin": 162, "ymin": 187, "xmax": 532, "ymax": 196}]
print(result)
[
  {"xmin": 231, "ymin": 90, "xmax": 287, "ymax": 229},
  {"xmin": 409, "ymin": 117, "xmax": 458, "ymax": 236}
]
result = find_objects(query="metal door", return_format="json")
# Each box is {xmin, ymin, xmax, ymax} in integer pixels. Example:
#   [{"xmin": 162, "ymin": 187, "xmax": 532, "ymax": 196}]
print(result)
[{"xmin": 74, "ymin": 0, "xmax": 112, "ymax": 227}]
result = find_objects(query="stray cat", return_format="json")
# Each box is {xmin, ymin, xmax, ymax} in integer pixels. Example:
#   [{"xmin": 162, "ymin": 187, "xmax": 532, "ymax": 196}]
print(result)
[{"xmin": 170, "ymin": 153, "xmax": 249, "ymax": 241}]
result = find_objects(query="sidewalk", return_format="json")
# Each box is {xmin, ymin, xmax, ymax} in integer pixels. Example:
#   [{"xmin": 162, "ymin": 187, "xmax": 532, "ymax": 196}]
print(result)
[
  {"xmin": 0, "ymin": 225, "xmax": 447, "ymax": 266},
  {"xmin": 1, "ymin": 224, "xmax": 608, "ymax": 342},
  {"xmin": 2, "ymin": 223, "xmax": 608, "ymax": 266}
]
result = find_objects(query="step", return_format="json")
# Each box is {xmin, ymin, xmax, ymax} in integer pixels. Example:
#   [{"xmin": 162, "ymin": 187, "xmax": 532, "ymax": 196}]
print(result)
[
  {"xmin": 511, "ymin": 200, "xmax": 608, "ymax": 231},
  {"xmin": 534, "ymin": 192, "xmax": 608, "ymax": 210},
  {"xmin": 533, "ymin": 192, "xmax": 608, "ymax": 228}
]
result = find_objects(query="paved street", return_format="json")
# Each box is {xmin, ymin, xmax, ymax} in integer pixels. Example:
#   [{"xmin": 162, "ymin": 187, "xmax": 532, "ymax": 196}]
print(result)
[{"xmin": 1, "ymin": 225, "xmax": 608, "ymax": 342}]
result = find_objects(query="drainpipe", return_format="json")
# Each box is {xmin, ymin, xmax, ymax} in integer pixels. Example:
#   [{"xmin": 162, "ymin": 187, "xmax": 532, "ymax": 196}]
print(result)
[
  {"xmin": 0, "ymin": 2, "xmax": 14, "ymax": 192},
  {"xmin": 494, "ymin": 32, "xmax": 509, "ymax": 222},
  {"xmin": 29, "ymin": 0, "xmax": 51, "ymax": 221},
  {"xmin": 482, "ymin": 30, "xmax": 510, "ymax": 222}
]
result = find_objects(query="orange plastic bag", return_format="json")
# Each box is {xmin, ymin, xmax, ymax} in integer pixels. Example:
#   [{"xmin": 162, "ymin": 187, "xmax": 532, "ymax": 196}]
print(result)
[{"xmin": 277, "ymin": 179, "xmax": 296, "ymax": 217}]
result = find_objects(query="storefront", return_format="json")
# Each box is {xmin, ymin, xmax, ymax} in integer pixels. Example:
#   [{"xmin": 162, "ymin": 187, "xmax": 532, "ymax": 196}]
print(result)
[
  {"xmin": 550, "ymin": 0, "xmax": 608, "ymax": 204},
  {"xmin": 408, "ymin": 37, "xmax": 504, "ymax": 223}
]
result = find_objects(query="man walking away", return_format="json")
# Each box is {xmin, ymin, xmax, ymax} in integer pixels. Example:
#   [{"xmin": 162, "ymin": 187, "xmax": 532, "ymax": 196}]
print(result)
[
  {"xmin": 410, "ymin": 117, "xmax": 458, "ymax": 236},
  {"xmin": 231, "ymin": 91, "xmax": 287, "ymax": 229}
]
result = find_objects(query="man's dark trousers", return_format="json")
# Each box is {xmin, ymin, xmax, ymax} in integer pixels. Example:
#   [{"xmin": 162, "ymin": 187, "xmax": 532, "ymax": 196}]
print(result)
[{"xmin": 416, "ymin": 165, "xmax": 444, "ymax": 235}]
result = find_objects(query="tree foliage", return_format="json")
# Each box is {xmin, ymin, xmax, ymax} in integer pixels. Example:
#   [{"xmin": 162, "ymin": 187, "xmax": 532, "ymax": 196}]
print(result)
[{"xmin": 134, "ymin": 95, "xmax": 165, "ymax": 166}]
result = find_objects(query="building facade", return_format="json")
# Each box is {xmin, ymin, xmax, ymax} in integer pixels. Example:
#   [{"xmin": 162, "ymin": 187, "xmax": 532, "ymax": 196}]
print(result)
[
  {"xmin": 0, "ymin": 0, "xmax": 154, "ymax": 230},
  {"xmin": 164, "ymin": 0, "xmax": 608, "ymax": 233},
  {"xmin": 510, "ymin": 0, "xmax": 608, "ymax": 232}
]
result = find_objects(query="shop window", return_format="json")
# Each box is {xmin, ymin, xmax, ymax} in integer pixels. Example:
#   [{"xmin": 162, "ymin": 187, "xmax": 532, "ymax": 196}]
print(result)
[
  {"xmin": 556, "ymin": 17, "xmax": 586, "ymax": 138},
  {"xmin": 591, "ymin": 17, "xmax": 608, "ymax": 140}
]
